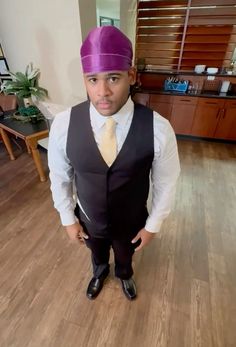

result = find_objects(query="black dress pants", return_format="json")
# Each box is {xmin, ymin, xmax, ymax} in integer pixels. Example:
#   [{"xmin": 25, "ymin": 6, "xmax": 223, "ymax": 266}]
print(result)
[{"xmin": 85, "ymin": 236, "xmax": 141, "ymax": 280}]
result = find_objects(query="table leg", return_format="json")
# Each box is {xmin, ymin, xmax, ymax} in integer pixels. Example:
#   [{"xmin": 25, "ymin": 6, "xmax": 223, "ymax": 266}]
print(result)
[
  {"xmin": 27, "ymin": 138, "xmax": 47, "ymax": 182},
  {"xmin": 0, "ymin": 128, "xmax": 16, "ymax": 160},
  {"xmin": 25, "ymin": 140, "xmax": 31, "ymax": 154}
]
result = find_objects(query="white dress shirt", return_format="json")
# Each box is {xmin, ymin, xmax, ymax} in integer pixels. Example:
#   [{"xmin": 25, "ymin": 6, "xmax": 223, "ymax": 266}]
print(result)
[{"xmin": 48, "ymin": 97, "xmax": 180, "ymax": 233}]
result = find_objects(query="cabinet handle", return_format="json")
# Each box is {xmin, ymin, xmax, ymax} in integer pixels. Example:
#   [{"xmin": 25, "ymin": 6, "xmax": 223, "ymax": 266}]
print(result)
[
  {"xmin": 222, "ymin": 109, "xmax": 225, "ymax": 119},
  {"xmin": 180, "ymin": 99, "xmax": 191, "ymax": 102}
]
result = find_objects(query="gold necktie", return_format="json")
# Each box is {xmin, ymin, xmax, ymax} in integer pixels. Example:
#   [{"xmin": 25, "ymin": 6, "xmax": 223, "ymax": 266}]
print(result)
[{"xmin": 99, "ymin": 117, "xmax": 117, "ymax": 166}]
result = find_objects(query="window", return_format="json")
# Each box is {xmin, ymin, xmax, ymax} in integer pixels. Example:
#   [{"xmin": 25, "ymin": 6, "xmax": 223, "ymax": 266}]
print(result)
[{"xmin": 100, "ymin": 16, "xmax": 120, "ymax": 28}]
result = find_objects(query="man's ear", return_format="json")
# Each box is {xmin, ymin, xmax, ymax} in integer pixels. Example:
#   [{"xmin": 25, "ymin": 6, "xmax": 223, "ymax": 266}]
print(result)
[{"xmin": 128, "ymin": 67, "xmax": 136, "ymax": 85}]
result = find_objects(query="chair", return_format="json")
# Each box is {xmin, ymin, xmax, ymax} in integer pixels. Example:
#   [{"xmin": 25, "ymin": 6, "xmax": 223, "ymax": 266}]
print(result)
[{"xmin": 0, "ymin": 94, "xmax": 17, "ymax": 114}]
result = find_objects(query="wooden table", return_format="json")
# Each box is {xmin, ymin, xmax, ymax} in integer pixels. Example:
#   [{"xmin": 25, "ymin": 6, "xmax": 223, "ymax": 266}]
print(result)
[{"xmin": 0, "ymin": 116, "xmax": 49, "ymax": 182}]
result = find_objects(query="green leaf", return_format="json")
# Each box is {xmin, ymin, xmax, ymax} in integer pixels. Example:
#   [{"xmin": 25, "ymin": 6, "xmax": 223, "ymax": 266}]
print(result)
[
  {"xmin": 15, "ymin": 72, "xmax": 30, "ymax": 84},
  {"xmin": 3, "ymin": 63, "xmax": 48, "ymax": 100},
  {"xmin": 27, "ymin": 68, "xmax": 40, "ymax": 80}
]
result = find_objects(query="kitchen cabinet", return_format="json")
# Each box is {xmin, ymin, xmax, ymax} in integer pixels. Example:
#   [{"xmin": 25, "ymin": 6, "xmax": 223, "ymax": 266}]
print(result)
[
  {"xmin": 132, "ymin": 91, "xmax": 236, "ymax": 140},
  {"xmin": 149, "ymin": 94, "xmax": 172, "ymax": 121},
  {"xmin": 191, "ymin": 98, "xmax": 225, "ymax": 138},
  {"xmin": 214, "ymin": 100, "xmax": 236, "ymax": 140},
  {"xmin": 170, "ymin": 96, "xmax": 198, "ymax": 135}
]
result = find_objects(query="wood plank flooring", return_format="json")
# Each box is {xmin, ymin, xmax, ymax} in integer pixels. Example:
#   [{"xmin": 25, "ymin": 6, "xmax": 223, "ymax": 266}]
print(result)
[{"xmin": 0, "ymin": 139, "xmax": 236, "ymax": 347}]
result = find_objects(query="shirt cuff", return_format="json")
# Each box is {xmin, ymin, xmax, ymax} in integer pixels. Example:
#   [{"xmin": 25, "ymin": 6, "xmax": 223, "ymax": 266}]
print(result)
[
  {"xmin": 60, "ymin": 210, "xmax": 77, "ymax": 226},
  {"xmin": 144, "ymin": 218, "xmax": 163, "ymax": 233}
]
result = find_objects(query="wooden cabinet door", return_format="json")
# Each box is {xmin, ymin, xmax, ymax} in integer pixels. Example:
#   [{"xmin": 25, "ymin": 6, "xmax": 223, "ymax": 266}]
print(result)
[
  {"xmin": 191, "ymin": 98, "xmax": 225, "ymax": 137},
  {"xmin": 214, "ymin": 99, "xmax": 236, "ymax": 140},
  {"xmin": 149, "ymin": 94, "xmax": 173, "ymax": 121},
  {"xmin": 132, "ymin": 93, "xmax": 149, "ymax": 106},
  {"xmin": 170, "ymin": 96, "xmax": 198, "ymax": 135}
]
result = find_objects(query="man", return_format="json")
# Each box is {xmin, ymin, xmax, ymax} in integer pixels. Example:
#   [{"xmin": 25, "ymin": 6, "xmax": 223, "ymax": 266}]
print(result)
[{"xmin": 48, "ymin": 26, "xmax": 180, "ymax": 301}]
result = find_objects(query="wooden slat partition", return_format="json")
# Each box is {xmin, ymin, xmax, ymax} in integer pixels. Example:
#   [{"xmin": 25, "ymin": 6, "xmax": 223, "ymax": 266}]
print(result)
[
  {"xmin": 137, "ymin": 1, "xmax": 188, "ymax": 70},
  {"xmin": 136, "ymin": 0, "xmax": 236, "ymax": 71}
]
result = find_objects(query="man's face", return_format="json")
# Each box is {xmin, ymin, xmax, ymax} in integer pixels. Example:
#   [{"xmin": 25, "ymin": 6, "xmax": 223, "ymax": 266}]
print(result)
[{"xmin": 83, "ymin": 68, "xmax": 136, "ymax": 116}]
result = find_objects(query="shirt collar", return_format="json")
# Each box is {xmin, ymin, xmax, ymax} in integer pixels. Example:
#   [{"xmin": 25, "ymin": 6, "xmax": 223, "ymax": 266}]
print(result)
[{"xmin": 90, "ymin": 97, "xmax": 134, "ymax": 130}]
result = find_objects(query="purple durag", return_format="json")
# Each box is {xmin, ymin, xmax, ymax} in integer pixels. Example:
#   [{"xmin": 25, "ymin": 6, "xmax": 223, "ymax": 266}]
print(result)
[{"xmin": 80, "ymin": 26, "xmax": 133, "ymax": 74}]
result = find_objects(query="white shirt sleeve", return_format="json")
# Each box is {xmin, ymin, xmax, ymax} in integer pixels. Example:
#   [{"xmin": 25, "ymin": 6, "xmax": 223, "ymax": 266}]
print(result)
[
  {"xmin": 145, "ymin": 112, "xmax": 181, "ymax": 233},
  {"xmin": 48, "ymin": 108, "xmax": 77, "ymax": 226}
]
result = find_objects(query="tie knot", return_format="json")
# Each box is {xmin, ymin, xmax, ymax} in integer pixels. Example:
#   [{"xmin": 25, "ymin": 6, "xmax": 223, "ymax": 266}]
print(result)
[{"xmin": 105, "ymin": 117, "xmax": 116, "ymax": 131}]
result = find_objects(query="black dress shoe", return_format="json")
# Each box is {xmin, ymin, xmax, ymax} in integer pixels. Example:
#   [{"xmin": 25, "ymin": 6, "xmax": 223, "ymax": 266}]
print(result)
[
  {"xmin": 120, "ymin": 278, "xmax": 137, "ymax": 300},
  {"xmin": 86, "ymin": 272, "xmax": 109, "ymax": 300}
]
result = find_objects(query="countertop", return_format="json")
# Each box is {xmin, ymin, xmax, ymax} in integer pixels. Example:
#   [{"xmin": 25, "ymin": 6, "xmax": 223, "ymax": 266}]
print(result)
[
  {"xmin": 134, "ymin": 88, "xmax": 236, "ymax": 99},
  {"xmin": 137, "ymin": 69, "xmax": 236, "ymax": 78}
]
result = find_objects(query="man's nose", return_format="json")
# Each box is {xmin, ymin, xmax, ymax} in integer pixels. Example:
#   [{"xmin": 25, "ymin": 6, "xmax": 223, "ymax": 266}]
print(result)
[{"xmin": 97, "ymin": 80, "xmax": 112, "ymax": 97}]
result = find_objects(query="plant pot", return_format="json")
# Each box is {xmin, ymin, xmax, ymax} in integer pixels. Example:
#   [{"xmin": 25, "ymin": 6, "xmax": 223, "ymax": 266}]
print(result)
[
  {"xmin": 23, "ymin": 97, "xmax": 33, "ymax": 108},
  {"xmin": 30, "ymin": 115, "xmax": 38, "ymax": 124}
]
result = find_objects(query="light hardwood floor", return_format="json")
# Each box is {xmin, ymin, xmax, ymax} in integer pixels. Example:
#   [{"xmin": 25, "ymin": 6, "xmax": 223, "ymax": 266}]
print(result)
[{"xmin": 0, "ymin": 139, "xmax": 236, "ymax": 347}]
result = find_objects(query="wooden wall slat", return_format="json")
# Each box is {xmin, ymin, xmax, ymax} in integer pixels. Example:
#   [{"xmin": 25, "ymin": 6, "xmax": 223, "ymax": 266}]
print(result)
[
  {"xmin": 145, "ymin": 57, "xmax": 180, "ymax": 65},
  {"xmin": 138, "ymin": 35, "xmax": 234, "ymax": 45},
  {"xmin": 186, "ymin": 26, "xmax": 235, "ymax": 35},
  {"xmin": 137, "ymin": 50, "xmax": 181, "ymax": 58},
  {"xmin": 137, "ymin": 36, "xmax": 183, "ymax": 43},
  {"xmin": 182, "ymin": 52, "xmax": 228, "ymax": 59},
  {"xmin": 138, "ymin": 8, "xmax": 236, "ymax": 18},
  {"xmin": 138, "ymin": 1, "xmax": 188, "ymax": 10},
  {"xmin": 189, "ymin": 8, "xmax": 236, "ymax": 16},
  {"xmin": 188, "ymin": 17, "xmax": 236, "ymax": 25},
  {"xmin": 138, "ymin": 9, "xmax": 187, "ymax": 18},
  {"xmin": 183, "ymin": 43, "xmax": 229, "ymax": 51},
  {"xmin": 184, "ymin": 35, "xmax": 232, "ymax": 43},
  {"xmin": 191, "ymin": 0, "xmax": 236, "ymax": 6},
  {"xmin": 138, "ymin": 18, "xmax": 185, "ymax": 26},
  {"xmin": 138, "ymin": 27, "xmax": 184, "ymax": 35},
  {"xmin": 136, "ymin": 43, "xmax": 182, "ymax": 51}
]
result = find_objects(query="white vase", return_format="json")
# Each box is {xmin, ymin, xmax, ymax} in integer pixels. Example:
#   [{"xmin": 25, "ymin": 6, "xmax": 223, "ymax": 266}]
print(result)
[{"xmin": 23, "ymin": 97, "xmax": 33, "ymax": 108}]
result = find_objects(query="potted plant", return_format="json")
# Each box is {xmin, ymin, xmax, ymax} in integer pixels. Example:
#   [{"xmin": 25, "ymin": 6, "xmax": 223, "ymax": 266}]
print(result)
[{"xmin": 0, "ymin": 63, "xmax": 48, "ymax": 107}]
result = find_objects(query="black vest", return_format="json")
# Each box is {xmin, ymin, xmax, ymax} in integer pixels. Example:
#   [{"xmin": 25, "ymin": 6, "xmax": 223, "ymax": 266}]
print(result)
[{"xmin": 66, "ymin": 101, "xmax": 154, "ymax": 239}]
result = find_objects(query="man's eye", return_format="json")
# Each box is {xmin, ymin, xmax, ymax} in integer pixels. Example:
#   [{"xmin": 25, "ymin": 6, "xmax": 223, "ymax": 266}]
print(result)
[
  {"xmin": 89, "ymin": 78, "xmax": 97, "ymax": 84},
  {"xmin": 109, "ymin": 76, "xmax": 119, "ymax": 83}
]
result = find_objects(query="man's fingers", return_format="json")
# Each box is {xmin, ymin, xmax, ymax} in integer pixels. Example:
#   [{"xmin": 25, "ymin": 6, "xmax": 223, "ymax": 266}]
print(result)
[
  {"xmin": 77, "ymin": 233, "xmax": 86, "ymax": 243},
  {"xmin": 78, "ymin": 237, "xmax": 85, "ymax": 244},
  {"xmin": 131, "ymin": 233, "xmax": 140, "ymax": 243},
  {"xmin": 77, "ymin": 228, "xmax": 89, "ymax": 242},
  {"xmin": 134, "ymin": 241, "xmax": 144, "ymax": 252},
  {"xmin": 77, "ymin": 225, "xmax": 89, "ymax": 240}
]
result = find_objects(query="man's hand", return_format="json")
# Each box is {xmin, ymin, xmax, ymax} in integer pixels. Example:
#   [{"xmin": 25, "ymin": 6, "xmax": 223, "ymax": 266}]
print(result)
[
  {"xmin": 131, "ymin": 228, "xmax": 155, "ymax": 251},
  {"xmin": 65, "ymin": 222, "xmax": 89, "ymax": 243}
]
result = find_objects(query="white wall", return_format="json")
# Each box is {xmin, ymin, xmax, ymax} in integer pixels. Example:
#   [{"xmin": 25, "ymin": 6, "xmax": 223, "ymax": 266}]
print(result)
[
  {"xmin": 0, "ymin": 0, "xmax": 87, "ymax": 106},
  {"xmin": 120, "ymin": 0, "xmax": 137, "ymax": 57},
  {"xmin": 0, "ymin": 0, "xmax": 136, "ymax": 106},
  {"xmin": 79, "ymin": 0, "xmax": 97, "ymax": 40}
]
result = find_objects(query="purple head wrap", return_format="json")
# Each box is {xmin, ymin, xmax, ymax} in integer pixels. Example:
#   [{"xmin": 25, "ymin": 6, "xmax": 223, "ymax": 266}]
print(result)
[{"xmin": 80, "ymin": 26, "xmax": 133, "ymax": 74}]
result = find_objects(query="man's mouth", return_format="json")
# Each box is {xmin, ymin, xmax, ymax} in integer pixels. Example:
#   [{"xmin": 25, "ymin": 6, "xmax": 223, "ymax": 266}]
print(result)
[{"xmin": 97, "ymin": 100, "xmax": 112, "ymax": 109}]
